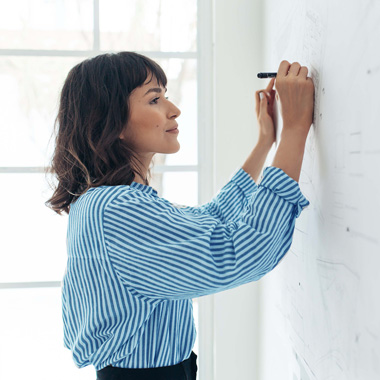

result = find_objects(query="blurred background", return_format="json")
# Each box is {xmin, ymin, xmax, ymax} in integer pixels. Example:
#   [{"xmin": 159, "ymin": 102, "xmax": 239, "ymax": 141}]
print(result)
[{"xmin": 0, "ymin": 1, "xmax": 263, "ymax": 379}]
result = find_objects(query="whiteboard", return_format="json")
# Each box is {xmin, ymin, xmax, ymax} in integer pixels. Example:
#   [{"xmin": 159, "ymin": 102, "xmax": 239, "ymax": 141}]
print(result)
[{"xmin": 260, "ymin": 1, "xmax": 380, "ymax": 379}]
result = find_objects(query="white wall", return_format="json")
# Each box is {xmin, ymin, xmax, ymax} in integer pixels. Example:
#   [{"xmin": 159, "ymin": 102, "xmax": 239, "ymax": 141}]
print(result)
[
  {"xmin": 214, "ymin": 0, "xmax": 264, "ymax": 188},
  {"xmin": 212, "ymin": 1, "xmax": 265, "ymax": 379}
]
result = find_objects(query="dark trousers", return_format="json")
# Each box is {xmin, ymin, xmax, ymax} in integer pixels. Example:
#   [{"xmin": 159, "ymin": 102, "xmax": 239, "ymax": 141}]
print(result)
[{"xmin": 96, "ymin": 351, "xmax": 198, "ymax": 380}]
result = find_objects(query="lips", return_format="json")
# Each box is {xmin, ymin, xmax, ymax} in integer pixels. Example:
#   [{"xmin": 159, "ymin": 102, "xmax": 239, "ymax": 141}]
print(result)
[{"xmin": 166, "ymin": 125, "xmax": 178, "ymax": 132}]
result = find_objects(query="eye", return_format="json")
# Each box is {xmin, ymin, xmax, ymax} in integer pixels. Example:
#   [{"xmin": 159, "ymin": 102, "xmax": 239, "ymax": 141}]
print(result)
[
  {"xmin": 150, "ymin": 96, "xmax": 169, "ymax": 104},
  {"xmin": 150, "ymin": 97, "xmax": 160, "ymax": 104}
]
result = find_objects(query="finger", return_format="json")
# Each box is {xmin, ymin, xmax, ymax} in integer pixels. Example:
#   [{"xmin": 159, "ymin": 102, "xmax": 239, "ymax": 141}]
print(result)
[
  {"xmin": 288, "ymin": 62, "xmax": 301, "ymax": 76},
  {"xmin": 265, "ymin": 77, "xmax": 275, "ymax": 91},
  {"xmin": 299, "ymin": 66, "xmax": 308, "ymax": 79},
  {"xmin": 270, "ymin": 89, "xmax": 276, "ymax": 104},
  {"xmin": 255, "ymin": 90, "xmax": 261, "ymax": 115},
  {"xmin": 277, "ymin": 60, "xmax": 291, "ymax": 77},
  {"xmin": 256, "ymin": 89, "xmax": 271, "ymax": 114},
  {"xmin": 259, "ymin": 91, "xmax": 268, "ymax": 114},
  {"xmin": 306, "ymin": 76, "xmax": 315, "ymax": 92}
]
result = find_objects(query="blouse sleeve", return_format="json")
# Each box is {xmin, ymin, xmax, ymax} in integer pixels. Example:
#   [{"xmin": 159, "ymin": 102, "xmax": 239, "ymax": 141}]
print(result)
[
  {"xmin": 180, "ymin": 167, "xmax": 258, "ymax": 224},
  {"xmin": 103, "ymin": 166, "xmax": 310, "ymax": 300}
]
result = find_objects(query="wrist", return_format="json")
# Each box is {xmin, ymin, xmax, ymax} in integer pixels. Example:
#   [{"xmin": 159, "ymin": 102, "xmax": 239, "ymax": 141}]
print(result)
[
  {"xmin": 280, "ymin": 127, "xmax": 309, "ymax": 143},
  {"xmin": 242, "ymin": 140, "xmax": 273, "ymax": 183},
  {"xmin": 257, "ymin": 136, "xmax": 274, "ymax": 150}
]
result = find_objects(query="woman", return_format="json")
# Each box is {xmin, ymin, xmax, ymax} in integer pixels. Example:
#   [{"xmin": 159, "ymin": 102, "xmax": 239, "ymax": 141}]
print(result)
[{"xmin": 45, "ymin": 52, "xmax": 314, "ymax": 380}]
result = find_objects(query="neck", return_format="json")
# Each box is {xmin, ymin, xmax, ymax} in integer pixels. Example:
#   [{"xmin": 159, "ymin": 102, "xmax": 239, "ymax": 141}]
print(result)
[
  {"xmin": 132, "ymin": 153, "xmax": 154, "ymax": 185},
  {"xmin": 134, "ymin": 173, "xmax": 148, "ymax": 185}
]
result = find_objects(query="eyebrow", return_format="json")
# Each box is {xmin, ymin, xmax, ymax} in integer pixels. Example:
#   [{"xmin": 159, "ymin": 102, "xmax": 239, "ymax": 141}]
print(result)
[{"xmin": 143, "ymin": 87, "xmax": 167, "ymax": 96}]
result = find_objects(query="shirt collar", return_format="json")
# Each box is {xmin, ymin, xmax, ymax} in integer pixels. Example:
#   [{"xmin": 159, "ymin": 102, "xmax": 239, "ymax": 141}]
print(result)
[{"xmin": 129, "ymin": 181, "xmax": 158, "ymax": 196}]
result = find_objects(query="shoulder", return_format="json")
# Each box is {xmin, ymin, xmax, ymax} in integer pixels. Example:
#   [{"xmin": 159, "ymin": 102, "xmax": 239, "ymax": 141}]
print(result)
[
  {"xmin": 103, "ymin": 188, "xmax": 210, "ymax": 221},
  {"xmin": 81, "ymin": 184, "xmax": 131, "ymax": 203},
  {"xmin": 70, "ymin": 185, "xmax": 137, "ymax": 216}
]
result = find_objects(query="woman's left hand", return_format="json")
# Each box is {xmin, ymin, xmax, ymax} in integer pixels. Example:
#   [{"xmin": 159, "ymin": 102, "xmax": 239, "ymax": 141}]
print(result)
[{"xmin": 255, "ymin": 77, "xmax": 276, "ymax": 147}]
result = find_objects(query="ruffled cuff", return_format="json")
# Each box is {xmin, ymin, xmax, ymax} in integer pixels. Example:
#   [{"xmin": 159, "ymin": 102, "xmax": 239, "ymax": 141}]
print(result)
[
  {"xmin": 259, "ymin": 166, "xmax": 310, "ymax": 218},
  {"xmin": 231, "ymin": 167, "xmax": 259, "ymax": 199}
]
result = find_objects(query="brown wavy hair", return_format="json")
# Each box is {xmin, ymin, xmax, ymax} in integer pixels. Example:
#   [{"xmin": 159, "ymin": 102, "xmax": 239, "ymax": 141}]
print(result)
[{"xmin": 45, "ymin": 51, "xmax": 167, "ymax": 215}]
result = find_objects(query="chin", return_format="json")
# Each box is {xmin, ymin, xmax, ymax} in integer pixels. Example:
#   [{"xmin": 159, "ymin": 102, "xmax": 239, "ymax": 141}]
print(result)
[{"xmin": 166, "ymin": 143, "xmax": 181, "ymax": 154}]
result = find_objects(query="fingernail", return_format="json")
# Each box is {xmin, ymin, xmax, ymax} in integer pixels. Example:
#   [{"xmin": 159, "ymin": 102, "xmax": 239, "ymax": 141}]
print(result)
[{"xmin": 259, "ymin": 92, "xmax": 264, "ymax": 100}]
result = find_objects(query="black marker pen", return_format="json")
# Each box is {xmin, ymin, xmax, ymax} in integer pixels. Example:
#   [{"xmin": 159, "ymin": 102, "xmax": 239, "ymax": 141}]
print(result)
[{"xmin": 257, "ymin": 72, "xmax": 277, "ymax": 78}]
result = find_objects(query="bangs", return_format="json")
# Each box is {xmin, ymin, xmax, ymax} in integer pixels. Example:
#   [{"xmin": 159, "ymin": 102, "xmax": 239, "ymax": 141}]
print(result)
[
  {"xmin": 142, "ymin": 60, "xmax": 167, "ymax": 88},
  {"xmin": 116, "ymin": 52, "xmax": 168, "ymax": 92}
]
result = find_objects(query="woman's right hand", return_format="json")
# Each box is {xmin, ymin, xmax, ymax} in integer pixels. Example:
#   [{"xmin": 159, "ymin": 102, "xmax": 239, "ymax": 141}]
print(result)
[{"xmin": 275, "ymin": 60, "xmax": 315, "ymax": 135}]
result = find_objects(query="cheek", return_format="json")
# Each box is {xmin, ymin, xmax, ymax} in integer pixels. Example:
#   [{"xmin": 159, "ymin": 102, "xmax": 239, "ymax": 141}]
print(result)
[{"xmin": 120, "ymin": 124, "xmax": 140, "ymax": 148}]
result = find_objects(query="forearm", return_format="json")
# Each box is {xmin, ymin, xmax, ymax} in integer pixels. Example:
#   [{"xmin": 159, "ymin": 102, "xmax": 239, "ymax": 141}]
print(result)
[
  {"xmin": 241, "ymin": 139, "xmax": 273, "ymax": 183},
  {"xmin": 271, "ymin": 129, "xmax": 308, "ymax": 182}
]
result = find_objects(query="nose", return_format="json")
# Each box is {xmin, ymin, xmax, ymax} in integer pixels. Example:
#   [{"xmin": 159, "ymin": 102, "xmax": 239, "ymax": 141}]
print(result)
[{"xmin": 168, "ymin": 101, "xmax": 181, "ymax": 119}]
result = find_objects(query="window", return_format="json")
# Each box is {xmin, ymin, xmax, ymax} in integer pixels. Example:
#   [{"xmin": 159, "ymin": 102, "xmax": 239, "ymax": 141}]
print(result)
[{"xmin": 0, "ymin": 1, "xmax": 200, "ymax": 378}]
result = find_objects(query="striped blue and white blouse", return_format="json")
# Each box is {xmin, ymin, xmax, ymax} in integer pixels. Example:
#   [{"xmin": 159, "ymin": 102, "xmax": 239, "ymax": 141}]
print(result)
[{"xmin": 62, "ymin": 166, "xmax": 310, "ymax": 370}]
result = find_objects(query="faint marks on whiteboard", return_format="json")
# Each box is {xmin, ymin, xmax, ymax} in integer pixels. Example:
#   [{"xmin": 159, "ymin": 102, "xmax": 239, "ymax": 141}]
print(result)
[
  {"xmin": 301, "ymin": 125, "xmax": 317, "ymax": 189},
  {"xmin": 274, "ymin": 18, "xmax": 293, "ymax": 61},
  {"xmin": 315, "ymin": 258, "xmax": 361, "ymax": 378},
  {"xmin": 331, "ymin": 194, "xmax": 378, "ymax": 245},
  {"xmin": 315, "ymin": 195, "xmax": 325, "ymax": 227},
  {"xmin": 364, "ymin": 148, "xmax": 380, "ymax": 155},
  {"xmin": 334, "ymin": 133, "xmax": 345, "ymax": 171},
  {"xmin": 302, "ymin": 8, "xmax": 325, "ymax": 129},
  {"xmin": 316, "ymin": 257, "xmax": 360, "ymax": 326},
  {"xmin": 310, "ymin": 65, "xmax": 321, "ymax": 127},
  {"xmin": 317, "ymin": 258, "xmax": 360, "ymax": 284},
  {"xmin": 292, "ymin": 349, "xmax": 316, "ymax": 380},
  {"xmin": 330, "ymin": 190, "xmax": 346, "ymax": 228},
  {"xmin": 366, "ymin": 64, "xmax": 380, "ymax": 76},
  {"xmin": 303, "ymin": 9, "xmax": 324, "ymax": 63},
  {"xmin": 348, "ymin": 131, "xmax": 363, "ymax": 177},
  {"xmin": 347, "ymin": 228, "xmax": 379, "ymax": 246},
  {"xmin": 288, "ymin": 301, "xmax": 306, "ymax": 350},
  {"xmin": 366, "ymin": 327, "xmax": 380, "ymax": 374},
  {"xmin": 365, "ymin": 327, "xmax": 379, "ymax": 341},
  {"xmin": 273, "ymin": 0, "xmax": 305, "ymax": 62},
  {"xmin": 352, "ymin": 327, "xmax": 380, "ymax": 378},
  {"xmin": 315, "ymin": 349, "xmax": 347, "ymax": 378}
]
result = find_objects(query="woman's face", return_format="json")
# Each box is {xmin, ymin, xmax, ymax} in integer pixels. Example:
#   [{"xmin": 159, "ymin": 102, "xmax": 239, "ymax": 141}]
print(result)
[{"xmin": 120, "ymin": 74, "xmax": 181, "ymax": 161}]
